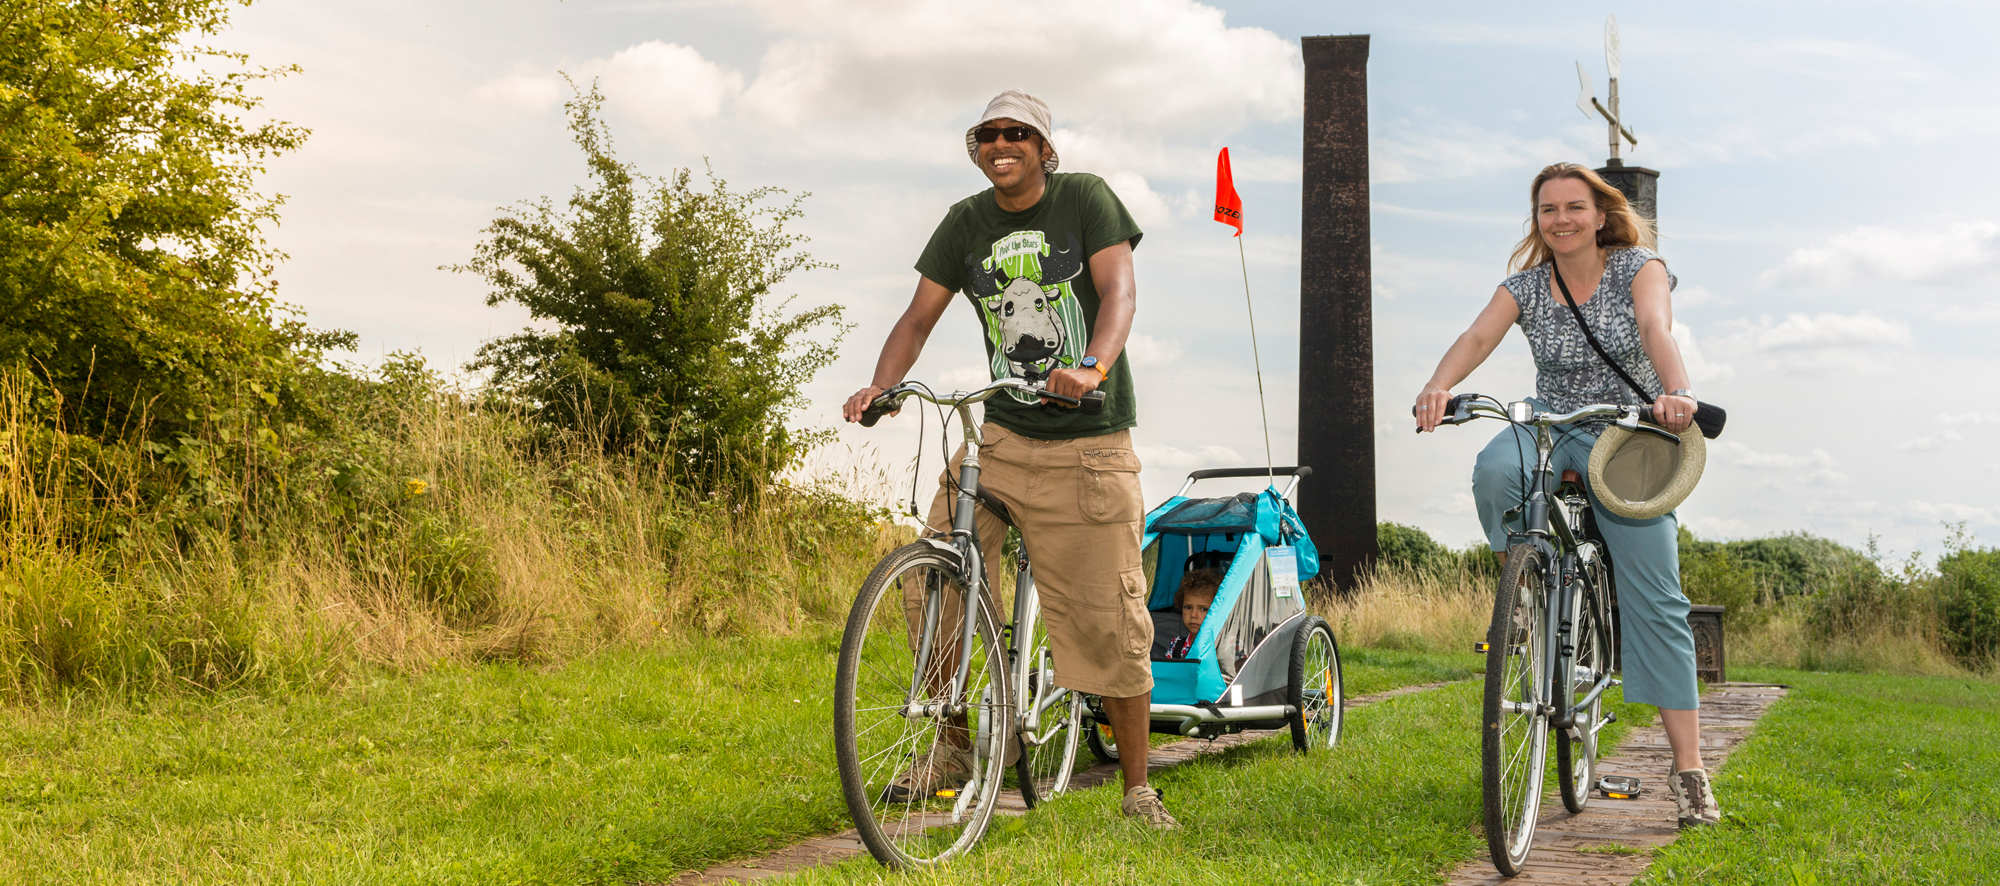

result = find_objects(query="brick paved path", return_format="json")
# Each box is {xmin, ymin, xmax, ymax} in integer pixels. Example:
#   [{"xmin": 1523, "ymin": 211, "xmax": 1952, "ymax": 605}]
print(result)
[{"xmin": 1446, "ymin": 683, "xmax": 1789, "ymax": 885}]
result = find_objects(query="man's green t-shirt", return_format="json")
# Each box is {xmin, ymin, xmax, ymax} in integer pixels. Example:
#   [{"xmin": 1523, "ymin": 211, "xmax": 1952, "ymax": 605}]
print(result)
[{"xmin": 914, "ymin": 173, "xmax": 1142, "ymax": 441}]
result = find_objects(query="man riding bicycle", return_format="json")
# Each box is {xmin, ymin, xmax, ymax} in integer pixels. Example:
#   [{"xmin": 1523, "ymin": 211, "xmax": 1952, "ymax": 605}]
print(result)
[{"xmin": 841, "ymin": 89, "xmax": 1174, "ymax": 829}]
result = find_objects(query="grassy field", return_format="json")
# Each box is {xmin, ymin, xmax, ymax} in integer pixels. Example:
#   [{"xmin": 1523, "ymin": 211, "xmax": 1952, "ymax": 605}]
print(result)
[
  {"xmin": 1640, "ymin": 668, "xmax": 2000, "ymax": 885},
  {"xmin": 0, "ymin": 628, "xmax": 1479, "ymax": 884},
  {"xmin": 795, "ymin": 680, "xmax": 1652, "ymax": 886}
]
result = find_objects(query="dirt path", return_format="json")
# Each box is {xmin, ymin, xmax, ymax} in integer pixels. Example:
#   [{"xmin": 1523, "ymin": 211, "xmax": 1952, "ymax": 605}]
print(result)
[
  {"xmin": 667, "ymin": 680, "xmax": 1461, "ymax": 884},
  {"xmin": 1446, "ymin": 683, "xmax": 1790, "ymax": 885}
]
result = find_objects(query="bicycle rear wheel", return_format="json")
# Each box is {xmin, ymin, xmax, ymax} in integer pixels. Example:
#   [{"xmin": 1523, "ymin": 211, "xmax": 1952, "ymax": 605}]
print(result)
[
  {"xmin": 834, "ymin": 543, "xmax": 1009, "ymax": 868},
  {"xmin": 1557, "ymin": 543, "xmax": 1614, "ymax": 814},
  {"xmin": 1015, "ymin": 608, "xmax": 1081, "ymax": 807},
  {"xmin": 1483, "ymin": 543, "xmax": 1550, "ymax": 877}
]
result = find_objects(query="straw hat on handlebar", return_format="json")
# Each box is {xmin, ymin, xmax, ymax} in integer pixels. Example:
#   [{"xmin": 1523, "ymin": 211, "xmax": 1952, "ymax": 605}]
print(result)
[{"xmin": 1588, "ymin": 417, "xmax": 1706, "ymax": 521}]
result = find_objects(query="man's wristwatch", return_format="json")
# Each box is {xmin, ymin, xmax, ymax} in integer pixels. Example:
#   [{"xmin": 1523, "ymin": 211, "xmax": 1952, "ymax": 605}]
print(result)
[{"xmin": 1080, "ymin": 356, "xmax": 1108, "ymax": 381}]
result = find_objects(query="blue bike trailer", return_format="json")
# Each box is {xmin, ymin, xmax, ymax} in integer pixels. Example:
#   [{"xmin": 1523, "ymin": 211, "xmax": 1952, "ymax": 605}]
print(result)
[{"xmin": 1136, "ymin": 467, "xmax": 1325, "ymax": 735}]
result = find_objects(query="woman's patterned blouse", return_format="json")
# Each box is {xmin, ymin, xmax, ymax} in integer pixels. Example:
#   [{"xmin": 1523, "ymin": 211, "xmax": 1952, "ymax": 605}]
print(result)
[{"xmin": 1501, "ymin": 246, "xmax": 1676, "ymax": 415}]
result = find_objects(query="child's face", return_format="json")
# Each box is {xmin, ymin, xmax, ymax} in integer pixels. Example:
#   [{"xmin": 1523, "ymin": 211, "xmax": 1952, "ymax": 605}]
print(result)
[{"xmin": 1181, "ymin": 590, "xmax": 1216, "ymax": 636}]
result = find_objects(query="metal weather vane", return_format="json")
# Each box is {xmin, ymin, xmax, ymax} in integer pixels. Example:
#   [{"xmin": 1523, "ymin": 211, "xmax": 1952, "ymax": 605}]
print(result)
[{"xmin": 1575, "ymin": 15, "xmax": 1638, "ymax": 162}]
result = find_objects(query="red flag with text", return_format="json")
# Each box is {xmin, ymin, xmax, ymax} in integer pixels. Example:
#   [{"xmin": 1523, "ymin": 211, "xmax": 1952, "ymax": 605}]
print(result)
[{"xmin": 1214, "ymin": 147, "xmax": 1243, "ymax": 236}]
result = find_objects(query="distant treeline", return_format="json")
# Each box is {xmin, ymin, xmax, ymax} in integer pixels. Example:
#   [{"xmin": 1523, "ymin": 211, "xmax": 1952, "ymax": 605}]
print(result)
[{"xmin": 1374, "ymin": 521, "xmax": 2000, "ymax": 671}]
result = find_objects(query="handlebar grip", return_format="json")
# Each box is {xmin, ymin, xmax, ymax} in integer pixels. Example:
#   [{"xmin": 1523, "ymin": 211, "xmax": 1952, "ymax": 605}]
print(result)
[
  {"xmin": 859, "ymin": 396, "xmax": 896, "ymax": 427},
  {"xmin": 1080, "ymin": 391, "xmax": 1105, "ymax": 415}
]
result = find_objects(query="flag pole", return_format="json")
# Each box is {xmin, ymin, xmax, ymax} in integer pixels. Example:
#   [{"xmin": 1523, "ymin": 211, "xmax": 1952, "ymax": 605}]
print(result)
[{"xmin": 1237, "ymin": 235, "xmax": 1276, "ymax": 487}]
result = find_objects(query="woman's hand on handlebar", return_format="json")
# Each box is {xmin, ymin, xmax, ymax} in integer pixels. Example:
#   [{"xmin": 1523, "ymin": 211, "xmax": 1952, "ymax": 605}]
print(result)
[
  {"xmin": 1651, "ymin": 393, "xmax": 1696, "ymax": 434},
  {"xmin": 843, "ymin": 385, "xmax": 896, "ymax": 423},
  {"xmin": 1414, "ymin": 385, "xmax": 1453, "ymax": 433}
]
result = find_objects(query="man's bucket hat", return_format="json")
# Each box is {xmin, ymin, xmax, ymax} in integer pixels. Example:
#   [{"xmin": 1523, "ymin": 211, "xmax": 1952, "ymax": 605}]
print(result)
[
  {"xmin": 965, "ymin": 89, "xmax": 1060, "ymax": 174},
  {"xmin": 1587, "ymin": 419, "xmax": 1706, "ymax": 521}
]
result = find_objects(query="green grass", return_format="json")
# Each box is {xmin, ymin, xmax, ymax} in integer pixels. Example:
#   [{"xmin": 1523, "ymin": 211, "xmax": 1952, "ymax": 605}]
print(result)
[
  {"xmin": 0, "ymin": 630, "xmax": 1477, "ymax": 884},
  {"xmin": 796, "ymin": 679, "xmax": 1653, "ymax": 885},
  {"xmin": 0, "ymin": 629, "xmax": 856, "ymax": 885},
  {"xmin": 1639, "ymin": 668, "xmax": 2000, "ymax": 885}
]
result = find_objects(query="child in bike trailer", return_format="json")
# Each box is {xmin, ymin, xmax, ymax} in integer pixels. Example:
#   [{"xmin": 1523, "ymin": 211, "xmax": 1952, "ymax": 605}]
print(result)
[
  {"xmin": 1413, "ymin": 162, "xmax": 1721, "ymax": 829},
  {"xmin": 842, "ymin": 89, "xmax": 1175, "ymax": 830},
  {"xmin": 1163, "ymin": 569, "xmax": 1223, "ymax": 660}
]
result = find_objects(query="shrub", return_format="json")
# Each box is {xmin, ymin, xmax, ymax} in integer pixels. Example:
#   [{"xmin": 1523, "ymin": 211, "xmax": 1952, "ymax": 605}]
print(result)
[
  {"xmin": 0, "ymin": 0, "xmax": 339, "ymax": 444},
  {"xmin": 1374, "ymin": 522, "xmax": 1497, "ymax": 584},
  {"xmin": 460, "ymin": 86, "xmax": 845, "ymax": 495},
  {"xmin": 1938, "ymin": 548, "xmax": 2000, "ymax": 666}
]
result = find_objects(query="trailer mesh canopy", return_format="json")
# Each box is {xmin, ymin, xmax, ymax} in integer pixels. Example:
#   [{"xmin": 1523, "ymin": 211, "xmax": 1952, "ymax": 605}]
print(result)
[{"xmin": 1151, "ymin": 493, "xmax": 1259, "ymax": 535}]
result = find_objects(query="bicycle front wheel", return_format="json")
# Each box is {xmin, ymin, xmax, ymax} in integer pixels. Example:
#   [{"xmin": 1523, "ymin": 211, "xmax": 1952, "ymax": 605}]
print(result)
[
  {"xmin": 834, "ymin": 543, "xmax": 1010, "ymax": 868},
  {"xmin": 1483, "ymin": 542, "xmax": 1550, "ymax": 877},
  {"xmin": 1557, "ymin": 543, "xmax": 1614, "ymax": 814}
]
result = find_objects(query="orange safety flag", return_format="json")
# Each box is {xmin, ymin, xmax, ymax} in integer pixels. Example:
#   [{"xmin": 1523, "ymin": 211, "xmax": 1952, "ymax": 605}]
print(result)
[{"xmin": 1213, "ymin": 147, "xmax": 1244, "ymax": 236}]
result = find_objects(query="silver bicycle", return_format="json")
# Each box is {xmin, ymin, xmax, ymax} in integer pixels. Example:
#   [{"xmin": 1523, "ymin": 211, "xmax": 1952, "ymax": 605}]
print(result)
[
  {"xmin": 832, "ymin": 376, "xmax": 1100, "ymax": 867},
  {"xmin": 1428, "ymin": 394, "xmax": 1631, "ymax": 875}
]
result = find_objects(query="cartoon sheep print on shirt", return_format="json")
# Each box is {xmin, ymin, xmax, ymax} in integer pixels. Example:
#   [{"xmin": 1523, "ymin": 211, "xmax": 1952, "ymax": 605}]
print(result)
[{"xmin": 964, "ymin": 231, "xmax": 1088, "ymax": 404}]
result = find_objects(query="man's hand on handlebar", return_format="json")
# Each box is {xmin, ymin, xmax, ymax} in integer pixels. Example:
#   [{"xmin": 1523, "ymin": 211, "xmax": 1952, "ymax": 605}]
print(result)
[
  {"xmin": 843, "ymin": 385, "xmax": 896, "ymax": 423},
  {"xmin": 1042, "ymin": 367, "xmax": 1101, "ymax": 406},
  {"xmin": 1414, "ymin": 385, "xmax": 1453, "ymax": 433}
]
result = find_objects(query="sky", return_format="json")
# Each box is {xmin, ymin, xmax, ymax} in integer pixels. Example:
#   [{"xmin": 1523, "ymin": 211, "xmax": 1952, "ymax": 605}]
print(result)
[{"xmin": 215, "ymin": 0, "xmax": 2000, "ymax": 560}]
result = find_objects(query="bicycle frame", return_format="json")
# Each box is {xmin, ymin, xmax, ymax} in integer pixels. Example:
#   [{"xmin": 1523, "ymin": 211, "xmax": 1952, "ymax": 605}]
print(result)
[
  {"xmin": 881, "ymin": 379, "xmax": 1073, "ymax": 745},
  {"xmin": 1469, "ymin": 400, "xmax": 1632, "ymax": 736}
]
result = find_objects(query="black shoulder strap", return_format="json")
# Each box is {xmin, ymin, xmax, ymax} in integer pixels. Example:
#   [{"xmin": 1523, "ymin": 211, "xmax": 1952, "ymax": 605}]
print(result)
[{"xmin": 1549, "ymin": 262, "xmax": 1655, "ymax": 406}]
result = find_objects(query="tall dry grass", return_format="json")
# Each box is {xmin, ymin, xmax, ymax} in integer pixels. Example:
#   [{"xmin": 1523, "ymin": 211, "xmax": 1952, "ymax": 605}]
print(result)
[
  {"xmin": 0, "ymin": 367, "xmax": 904, "ymax": 702},
  {"xmin": 1326, "ymin": 560, "xmax": 1997, "ymax": 680},
  {"xmin": 1320, "ymin": 564, "xmax": 1492, "ymax": 656}
]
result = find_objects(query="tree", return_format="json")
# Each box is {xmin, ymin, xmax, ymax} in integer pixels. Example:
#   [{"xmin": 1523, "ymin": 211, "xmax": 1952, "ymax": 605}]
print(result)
[
  {"xmin": 462, "ymin": 87, "xmax": 845, "ymax": 493},
  {"xmin": 0, "ymin": 0, "xmax": 320, "ymax": 440}
]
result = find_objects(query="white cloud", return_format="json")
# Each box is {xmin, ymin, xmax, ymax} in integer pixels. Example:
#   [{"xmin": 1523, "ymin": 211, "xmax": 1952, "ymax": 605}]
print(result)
[
  {"xmin": 470, "ymin": 72, "xmax": 564, "ymax": 112},
  {"xmin": 734, "ymin": 0, "xmax": 1298, "ymax": 132},
  {"xmin": 1714, "ymin": 312, "xmax": 1912, "ymax": 373},
  {"xmin": 1670, "ymin": 322, "xmax": 1733, "ymax": 385},
  {"xmin": 1896, "ymin": 430, "xmax": 1963, "ymax": 452},
  {"xmin": 1124, "ymin": 333, "xmax": 1184, "ymax": 368},
  {"xmin": 578, "ymin": 41, "xmax": 744, "ymax": 138},
  {"xmin": 1763, "ymin": 221, "xmax": 2000, "ymax": 288},
  {"xmin": 1673, "ymin": 284, "xmax": 1720, "ymax": 308},
  {"xmin": 1941, "ymin": 412, "xmax": 2000, "ymax": 426},
  {"xmin": 1684, "ymin": 515, "xmax": 1750, "ymax": 538},
  {"xmin": 1711, "ymin": 440, "xmax": 1838, "ymax": 471},
  {"xmin": 1372, "ymin": 119, "xmax": 1573, "ymax": 185},
  {"xmin": 1138, "ymin": 444, "xmax": 1245, "ymax": 475},
  {"xmin": 1902, "ymin": 501, "xmax": 2000, "ymax": 524},
  {"xmin": 1708, "ymin": 441, "xmax": 1847, "ymax": 485}
]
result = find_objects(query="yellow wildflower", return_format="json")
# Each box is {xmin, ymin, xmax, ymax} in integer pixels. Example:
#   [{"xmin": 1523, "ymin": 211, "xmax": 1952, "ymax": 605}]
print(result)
[{"xmin": 404, "ymin": 479, "xmax": 429, "ymax": 499}]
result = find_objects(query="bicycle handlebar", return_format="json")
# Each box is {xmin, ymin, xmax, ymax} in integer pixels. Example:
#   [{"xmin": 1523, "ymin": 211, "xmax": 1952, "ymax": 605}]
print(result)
[
  {"xmin": 859, "ymin": 378, "xmax": 1105, "ymax": 427},
  {"xmin": 1412, "ymin": 395, "xmax": 1647, "ymax": 432}
]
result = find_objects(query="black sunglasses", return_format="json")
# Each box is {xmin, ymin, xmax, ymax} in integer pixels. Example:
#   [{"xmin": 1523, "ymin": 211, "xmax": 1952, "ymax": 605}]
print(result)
[{"xmin": 973, "ymin": 125, "xmax": 1038, "ymax": 144}]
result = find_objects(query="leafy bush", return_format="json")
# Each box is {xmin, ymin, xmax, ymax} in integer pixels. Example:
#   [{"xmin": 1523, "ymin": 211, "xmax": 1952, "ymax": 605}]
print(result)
[
  {"xmin": 1725, "ymin": 532, "xmax": 1881, "ymax": 602},
  {"xmin": 1373, "ymin": 522, "xmax": 1498, "ymax": 584},
  {"xmin": 0, "ymin": 0, "xmax": 340, "ymax": 444},
  {"xmin": 460, "ymin": 86, "xmax": 845, "ymax": 495},
  {"xmin": 1938, "ymin": 548, "xmax": 2000, "ymax": 665}
]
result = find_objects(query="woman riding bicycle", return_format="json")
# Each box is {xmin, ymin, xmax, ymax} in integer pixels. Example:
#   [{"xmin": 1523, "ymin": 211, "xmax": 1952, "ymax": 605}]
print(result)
[{"xmin": 1413, "ymin": 162, "xmax": 1721, "ymax": 828}]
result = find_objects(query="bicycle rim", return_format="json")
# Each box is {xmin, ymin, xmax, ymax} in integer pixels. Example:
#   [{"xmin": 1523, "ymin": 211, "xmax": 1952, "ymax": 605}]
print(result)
[
  {"xmin": 1299, "ymin": 619, "xmax": 1344, "ymax": 751},
  {"xmin": 1558, "ymin": 547, "xmax": 1611, "ymax": 813},
  {"xmin": 1483, "ymin": 543, "xmax": 1549, "ymax": 876},
  {"xmin": 834, "ymin": 543, "xmax": 1009, "ymax": 868}
]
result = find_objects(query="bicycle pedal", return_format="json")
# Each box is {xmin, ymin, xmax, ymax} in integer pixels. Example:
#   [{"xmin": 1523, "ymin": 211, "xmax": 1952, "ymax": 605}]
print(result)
[
  {"xmin": 1473, "ymin": 642, "xmax": 1491, "ymax": 653},
  {"xmin": 934, "ymin": 789, "xmax": 958, "ymax": 798}
]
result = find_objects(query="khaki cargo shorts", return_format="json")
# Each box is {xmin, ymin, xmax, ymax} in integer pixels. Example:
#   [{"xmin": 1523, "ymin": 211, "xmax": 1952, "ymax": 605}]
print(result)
[{"xmin": 902, "ymin": 425, "xmax": 1152, "ymax": 698}]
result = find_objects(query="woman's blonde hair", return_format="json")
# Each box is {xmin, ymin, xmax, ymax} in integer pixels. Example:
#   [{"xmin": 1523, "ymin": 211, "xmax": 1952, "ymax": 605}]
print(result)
[{"xmin": 1508, "ymin": 162, "xmax": 1657, "ymax": 272}]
